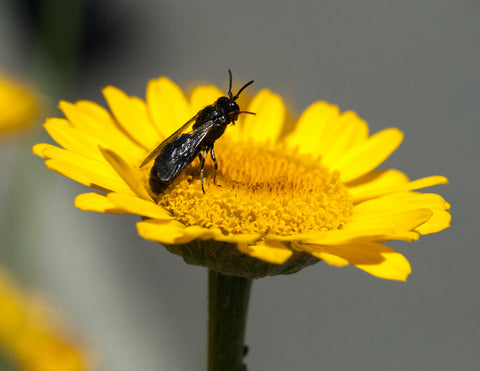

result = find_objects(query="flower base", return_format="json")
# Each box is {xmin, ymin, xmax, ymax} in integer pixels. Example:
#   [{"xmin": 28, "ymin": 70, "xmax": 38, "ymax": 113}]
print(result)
[{"xmin": 164, "ymin": 239, "xmax": 319, "ymax": 279}]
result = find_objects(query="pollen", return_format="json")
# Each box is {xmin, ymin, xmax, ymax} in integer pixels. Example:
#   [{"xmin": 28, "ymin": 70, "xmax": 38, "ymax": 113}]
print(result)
[{"xmin": 157, "ymin": 141, "xmax": 354, "ymax": 236}]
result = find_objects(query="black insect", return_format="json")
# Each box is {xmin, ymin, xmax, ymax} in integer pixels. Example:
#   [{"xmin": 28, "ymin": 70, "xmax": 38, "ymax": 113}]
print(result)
[{"xmin": 140, "ymin": 70, "xmax": 255, "ymax": 194}]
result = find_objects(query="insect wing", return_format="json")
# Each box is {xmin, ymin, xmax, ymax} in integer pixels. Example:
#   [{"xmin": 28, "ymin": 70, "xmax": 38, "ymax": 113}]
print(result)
[
  {"xmin": 154, "ymin": 119, "xmax": 215, "ymax": 181},
  {"xmin": 140, "ymin": 114, "xmax": 198, "ymax": 168}
]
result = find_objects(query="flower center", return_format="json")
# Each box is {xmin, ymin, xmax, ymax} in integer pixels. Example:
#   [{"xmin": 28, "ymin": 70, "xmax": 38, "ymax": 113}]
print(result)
[{"xmin": 156, "ymin": 141, "xmax": 353, "ymax": 236}]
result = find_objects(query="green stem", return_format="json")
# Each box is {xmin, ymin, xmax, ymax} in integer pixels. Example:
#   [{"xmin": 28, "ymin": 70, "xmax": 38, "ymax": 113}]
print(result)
[{"xmin": 208, "ymin": 270, "xmax": 252, "ymax": 371}]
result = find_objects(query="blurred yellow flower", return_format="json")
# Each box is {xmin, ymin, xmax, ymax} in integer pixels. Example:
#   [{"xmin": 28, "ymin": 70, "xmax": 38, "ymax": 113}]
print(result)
[
  {"xmin": 33, "ymin": 76, "xmax": 450, "ymax": 281},
  {"xmin": 0, "ymin": 71, "xmax": 38, "ymax": 135},
  {"xmin": 0, "ymin": 268, "xmax": 93, "ymax": 370}
]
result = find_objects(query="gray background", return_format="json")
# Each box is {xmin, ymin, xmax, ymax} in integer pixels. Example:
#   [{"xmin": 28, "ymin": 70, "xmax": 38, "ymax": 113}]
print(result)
[{"xmin": 0, "ymin": 0, "xmax": 478, "ymax": 370}]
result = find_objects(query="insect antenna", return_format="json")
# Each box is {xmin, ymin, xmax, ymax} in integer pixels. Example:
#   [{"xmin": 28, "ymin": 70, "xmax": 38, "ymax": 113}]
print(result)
[
  {"xmin": 227, "ymin": 69, "xmax": 254, "ymax": 100},
  {"xmin": 234, "ymin": 110, "xmax": 256, "ymax": 116},
  {"xmin": 233, "ymin": 80, "xmax": 254, "ymax": 100},
  {"xmin": 228, "ymin": 69, "xmax": 234, "ymax": 99}
]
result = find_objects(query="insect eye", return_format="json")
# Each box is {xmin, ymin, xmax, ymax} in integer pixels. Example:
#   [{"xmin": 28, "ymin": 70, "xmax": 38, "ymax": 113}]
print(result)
[{"xmin": 228, "ymin": 101, "xmax": 239, "ymax": 113}]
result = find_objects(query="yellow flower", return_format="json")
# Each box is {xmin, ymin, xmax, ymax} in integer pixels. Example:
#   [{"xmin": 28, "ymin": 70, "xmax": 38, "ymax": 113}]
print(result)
[
  {"xmin": 33, "ymin": 76, "xmax": 450, "ymax": 281},
  {"xmin": 0, "ymin": 268, "xmax": 93, "ymax": 370},
  {"xmin": 0, "ymin": 71, "xmax": 38, "ymax": 135}
]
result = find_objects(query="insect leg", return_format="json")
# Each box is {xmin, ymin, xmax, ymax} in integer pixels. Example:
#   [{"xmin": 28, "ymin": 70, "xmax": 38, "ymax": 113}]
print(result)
[
  {"xmin": 200, "ymin": 148, "xmax": 208, "ymax": 193},
  {"xmin": 210, "ymin": 147, "xmax": 218, "ymax": 184}
]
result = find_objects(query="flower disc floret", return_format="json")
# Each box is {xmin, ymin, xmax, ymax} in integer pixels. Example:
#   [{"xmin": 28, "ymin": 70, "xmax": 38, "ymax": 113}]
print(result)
[{"xmin": 157, "ymin": 142, "xmax": 354, "ymax": 236}]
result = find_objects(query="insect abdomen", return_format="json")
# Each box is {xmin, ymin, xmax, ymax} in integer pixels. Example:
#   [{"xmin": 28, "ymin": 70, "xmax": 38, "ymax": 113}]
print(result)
[{"xmin": 149, "ymin": 134, "xmax": 199, "ymax": 194}]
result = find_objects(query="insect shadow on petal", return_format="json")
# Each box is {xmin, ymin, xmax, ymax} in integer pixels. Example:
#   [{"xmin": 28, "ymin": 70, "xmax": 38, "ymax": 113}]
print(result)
[{"xmin": 140, "ymin": 70, "xmax": 255, "ymax": 194}]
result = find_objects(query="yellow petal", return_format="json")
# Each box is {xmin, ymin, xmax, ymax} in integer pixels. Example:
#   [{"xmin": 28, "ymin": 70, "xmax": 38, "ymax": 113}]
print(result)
[
  {"xmin": 352, "ymin": 192, "xmax": 451, "ymax": 235},
  {"xmin": 146, "ymin": 77, "xmax": 191, "ymax": 139},
  {"xmin": 33, "ymin": 142, "xmax": 53, "ymax": 157},
  {"xmin": 347, "ymin": 169, "xmax": 409, "ymax": 196},
  {"xmin": 106, "ymin": 192, "xmax": 173, "ymax": 220},
  {"xmin": 285, "ymin": 101, "xmax": 341, "ymax": 156},
  {"xmin": 137, "ymin": 219, "xmax": 191, "ymax": 244},
  {"xmin": 321, "ymin": 110, "xmax": 370, "ymax": 166},
  {"xmin": 45, "ymin": 158, "xmax": 129, "ymax": 194},
  {"xmin": 139, "ymin": 223, "xmax": 258, "ymax": 243},
  {"xmin": 309, "ymin": 250, "xmax": 349, "ymax": 267},
  {"xmin": 303, "ymin": 209, "xmax": 433, "ymax": 245},
  {"xmin": 301, "ymin": 241, "xmax": 411, "ymax": 281},
  {"xmin": 300, "ymin": 244, "xmax": 350, "ymax": 267},
  {"xmin": 415, "ymin": 208, "xmax": 451, "ymax": 235},
  {"xmin": 345, "ymin": 208, "xmax": 433, "ymax": 236},
  {"xmin": 102, "ymin": 86, "xmax": 160, "ymax": 150},
  {"xmin": 230, "ymin": 89, "xmax": 285, "ymax": 145},
  {"xmin": 39, "ymin": 144, "xmax": 133, "ymax": 194},
  {"xmin": 214, "ymin": 233, "xmax": 261, "ymax": 244},
  {"xmin": 59, "ymin": 100, "xmax": 144, "ymax": 160},
  {"xmin": 183, "ymin": 225, "xmax": 224, "ymax": 240},
  {"xmin": 302, "ymin": 227, "xmax": 415, "ymax": 245},
  {"xmin": 237, "ymin": 240, "xmax": 292, "ymax": 264},
  {"xmin": 265, "ymin": 231, "xmax": 330, "ymax": 242},
  {"xmin": 74, "ymin": 192, "xmax": 124, "ymax": 213},
  {"xmin": 269, "ymin": 227, "xmax": 415, "ymax": 244},
  {"xmin": 333, "ymin": 128, "xmax": 404, "ymax": 182},
  {"xmin": 45, "ymin": 158, "xmax": 130, "ymax": 194},
  {"xmin": 352, "ymin": 192, "xmax": 449, "ymax": 219},
  {"xmin": 99, "ymin": 146, "xmax": 151, "ymax": 200},
  {"xmin": 189, "ymin": 85, "xmax": 223, "ymax": 113},
  {"xmin": 350, "ymin": 175, "xmax": 449, "ymax": 202},
  {"xmin": 179, "ymin": 225, "xmax": 260, "ymax": 244},
  {"xmin": 43, "ymin": 118, "xmax": 103, "ymax": 160}
]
